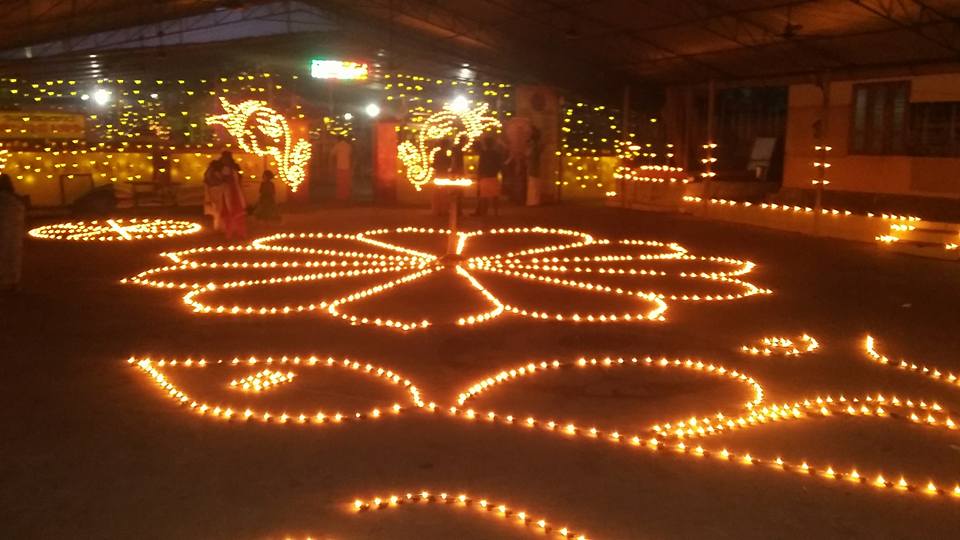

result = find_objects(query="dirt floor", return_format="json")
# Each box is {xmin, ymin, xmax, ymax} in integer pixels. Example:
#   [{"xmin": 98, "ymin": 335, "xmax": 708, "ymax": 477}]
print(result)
[{"xmin": 3, "ymin": 203, "xmax": 960, "ymax": 539}]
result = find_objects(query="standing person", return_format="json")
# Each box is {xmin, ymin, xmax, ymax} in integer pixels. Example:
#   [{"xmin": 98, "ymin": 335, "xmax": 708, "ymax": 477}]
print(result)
[
  {"xmin": 254, "ymin": 170, "xmax": 281, "ymax": 222},
  {"xmin": 431, "ymin": 138, "xmax": 453, "ymax": 216},
  {"xmin": 0, "ymin": 173, "xmax": 25, "ymax": 293},
  {"xmin": 330, "ymin": 136, "xmax": 352, "ymax": 202},
  {"xmin": 203, "ymin": 157, "xmax": 226, "ymax": 232},
  {"xmin": 526, "ymin": 126, "xmax": 543, "ymax": 206},
  {"xmin": 474, "ymin": 134, "xmax": 504, "ymax": 217},
  {"xmin": 218, "ymin": 152, "xmax": 247, "ymax": 241}
]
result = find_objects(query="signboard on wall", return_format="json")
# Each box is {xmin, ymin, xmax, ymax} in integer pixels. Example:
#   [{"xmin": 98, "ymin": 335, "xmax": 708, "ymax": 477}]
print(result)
[
  {"xmin": 310, "ymin": 59, "xmax": 369, "ymax": 80},
  {"xmin": 0, "ymin": 111, "xmax": 85, "ymax": 139}
]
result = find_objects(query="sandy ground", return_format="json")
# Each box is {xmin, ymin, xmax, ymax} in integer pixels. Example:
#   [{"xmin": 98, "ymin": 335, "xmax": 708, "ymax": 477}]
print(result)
[{"xmin": 3, "ymin": 203, "xmax": 960, "ymax": 539}]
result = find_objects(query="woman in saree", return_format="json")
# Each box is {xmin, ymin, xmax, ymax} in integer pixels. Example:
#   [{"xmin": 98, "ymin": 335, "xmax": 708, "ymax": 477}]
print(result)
[{"xmin": 218, "ymin": 153, "xmax": 247, "ymax": 241}]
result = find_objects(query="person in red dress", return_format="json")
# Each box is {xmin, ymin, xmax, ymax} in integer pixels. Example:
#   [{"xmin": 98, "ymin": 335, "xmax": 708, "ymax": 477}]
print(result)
[{"xmin": 218, "ymin": 152, "xmax": 247, "ymax": 241}]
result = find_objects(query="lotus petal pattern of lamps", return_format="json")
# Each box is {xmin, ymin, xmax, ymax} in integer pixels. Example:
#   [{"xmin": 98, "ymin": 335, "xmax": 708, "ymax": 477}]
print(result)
[
  {"xmin": 398, "ymin": 102, "xmax": 501, "ymax": 191},
  {"xmin": 206, "ymin": 97, "xmax": 312, "ymax": 192},
  {"xmin": 122, "ymin": 226, "xmax": 771, "ymax": 330}
]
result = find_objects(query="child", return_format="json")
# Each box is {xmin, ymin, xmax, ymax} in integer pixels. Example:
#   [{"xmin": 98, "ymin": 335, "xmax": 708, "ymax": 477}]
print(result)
[{"xmin": 254, "ymin": 170, "xmax": 281, "ymax": 222}]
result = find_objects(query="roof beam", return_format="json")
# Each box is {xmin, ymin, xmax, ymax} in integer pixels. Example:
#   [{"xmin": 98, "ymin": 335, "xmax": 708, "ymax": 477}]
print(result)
[
  {"xmin": 524, "ymin": 0, "xmax": 735, "ymax": 78},
  {"xmin": 686, "ymin": 0, "xmax": 851, "ymax": 70},
  {"xmin": 306, "ymin": 0, "xmax": 642, "ymax": 96},
  {"xmin": 850, "ymin": 0, "xmax": 960, "ymax": 55}
]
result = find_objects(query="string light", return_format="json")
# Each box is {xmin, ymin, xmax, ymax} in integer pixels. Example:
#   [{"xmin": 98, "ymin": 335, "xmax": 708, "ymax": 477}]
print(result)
[
  {"xmin": 0, "ymin": 70, "xmax": 513, "ymax": 203},
  {"xmin": 206, "ymin": 97, "xmax": 312, "ymax": 192},
  {"xmin": 123, "ymin": 226, "xmax": 770, "ymax": 330},
  {"xmin": 350, "ymin": 490, "xmax": 588, "ymax": 539},
  {"xmin": 397, "ymin": 102, "xmax": 500, "ymax": 191},
  {"xmin": 128, "ymin": 354, "xmax": 424, "ymax": 424},
  {"xmin": 28, "ymin": 218, "xmax": 201, "ymax": 241}
]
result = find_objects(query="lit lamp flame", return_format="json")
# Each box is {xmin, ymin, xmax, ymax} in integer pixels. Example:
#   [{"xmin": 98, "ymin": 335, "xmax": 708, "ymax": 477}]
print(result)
[{"xmin": 433, "ymin": 177, "xmax": 474, "ymax": 187}]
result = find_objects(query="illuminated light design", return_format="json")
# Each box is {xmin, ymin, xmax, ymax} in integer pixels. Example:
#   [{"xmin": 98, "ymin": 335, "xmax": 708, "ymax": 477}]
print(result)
[
  {"xmin": 683, "ymin": 195, "xmax": 921, "ymax": 223},
  {"xmin": 0, "ymin": 144, "xmax": 8, "ymax": 169},
  {"xmin": 229, "ymin": 369, "xmax": 295, "ymax": 393},
  {"xmin": 865, "ymin": 335, "xmax": 960, "ymax": 390},
  {"xmin": 351, "ymin": 490, "xmax": 589, "ymax": 539},
  {"xmin": 446, "ymin": 342, "xmax": 960, "ymax": 500},
  {"xmin": 126, "ymin": 335, "xmax": 960, "ymax": 501},
  {"xmin": 397, "ymin": 102, "xmax": 500, "ymax": 191},
  {"xmin": 28, "ymin": 218, "xmax": 201, "ymax": 241},
  {"xmin": 612, "ymin": 140, "xmax": 688, "ymax": 186},
  {"xmin": 700, "ymin": 142, "xmax": 718, "ymax": 179},
  {"xmin": 874, "ymin": 223, "xmax": 960, "ymax": 253},
  {"xmin": 614, "ymin": 164, "xmax": 689, "ymax": 184},
  {"xmin": 433, "ymin": 177, "xmax": 474, "ymax": 187},
  {"xmin": 310, "ymin": 60, "xmax": 369, "ymax": 80},
  {"xmin": 206, "ymin": 97, "xmax": 312, "ymax": 192},
  {"xmin": 128, "ymin": 354, "xmax": 424, "ymax": 425},
  {"xmin": 811, "ymin": 144, "xmax": 832, "ymax": 186},
  {"xmin": 741, "ymin": 335, "xmax": 819, "ymax": 357},
  {"xmin": 122, "ymin": 226, "xmax": 771, "ymax": 330},
  {"xmin": 449, "ymin": 356, "xmax": 764, "ymax": 434}
]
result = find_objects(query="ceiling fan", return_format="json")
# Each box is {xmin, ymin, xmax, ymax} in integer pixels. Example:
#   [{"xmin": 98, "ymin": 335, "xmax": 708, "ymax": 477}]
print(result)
[{"xmin": 778, "ymin": 6, "xmax": 803, "ymax": 39}]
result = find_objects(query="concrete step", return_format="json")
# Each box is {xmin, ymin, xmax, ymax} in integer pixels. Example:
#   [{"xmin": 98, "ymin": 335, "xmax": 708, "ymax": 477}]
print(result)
[
  {"xmin": 885, "ymin": 241, "xmax": 960, "ymax": 261},
  {"xmin": 916, "ymin": 220, "xmax": 960, "ymax": 232},
  {"xmin": 896, "ymin": 228, "xmax": 960, "ymax": 244},
  {"xmin": 628, "ymin": 201, "xmax": 682, "ymax": 213}
]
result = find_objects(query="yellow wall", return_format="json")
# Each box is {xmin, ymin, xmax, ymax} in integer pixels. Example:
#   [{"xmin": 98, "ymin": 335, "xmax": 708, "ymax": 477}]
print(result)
[
  {"xmin": 784, "ymin": 73, "xmax": 960, "ymax": 198},
  {"xmin": 393, "ymin": 154, "xmax": 619, "ymax": 204},
  {"xmin": 559, "ymin": 156, "xmax": 618, "ymax": 200},
  {"xmin": 5, "ymin": 146, "xmax": 617, "ymax": 208},
  {"xmin": 3, "ymin": 150, "xmax": 290, "ymax": 207}
]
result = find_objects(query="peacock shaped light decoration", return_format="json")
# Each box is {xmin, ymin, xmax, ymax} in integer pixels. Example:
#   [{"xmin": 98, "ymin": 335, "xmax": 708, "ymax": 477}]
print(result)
[
  {"xmin": 398, "ymin": 102, "xmax": 501, "ymax": 191},
  {"xmin": 207, "ymin": 97, "xmax": 312, "ymax": 192}
]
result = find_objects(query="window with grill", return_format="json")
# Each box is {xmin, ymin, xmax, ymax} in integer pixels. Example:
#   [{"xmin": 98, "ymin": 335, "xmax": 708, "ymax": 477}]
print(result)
[
  {"xmin": 909, "ymin": 101, "xmax": 960, "ymax": 157},
  {"xmin": 850, "ymin": 81, "xmax": 909, "ymax": 155}
]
